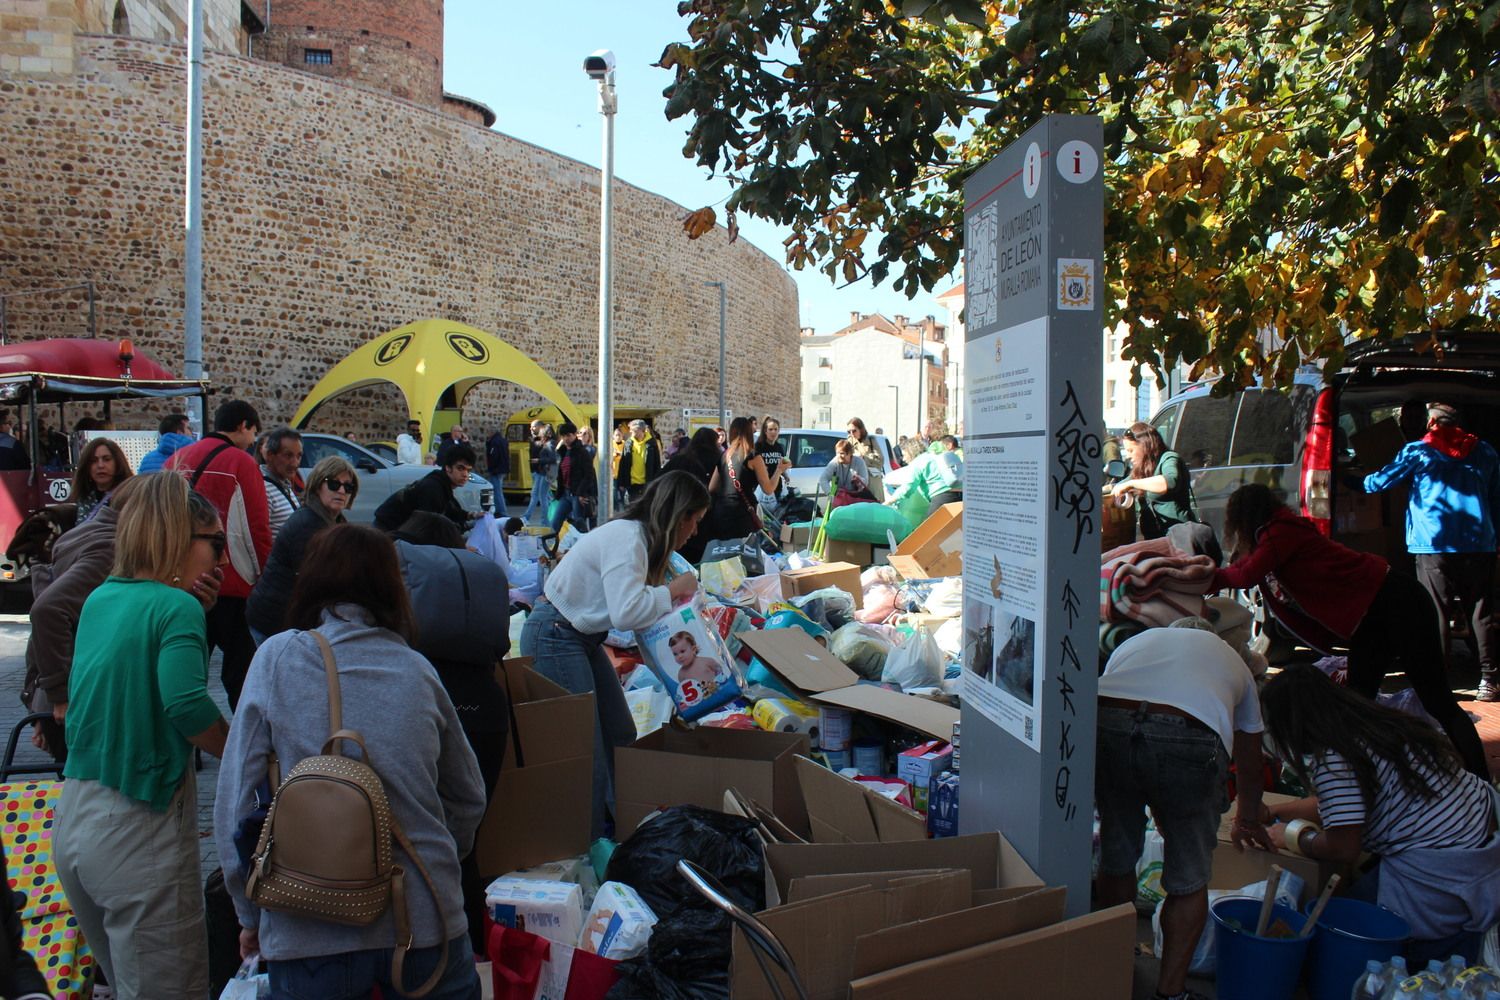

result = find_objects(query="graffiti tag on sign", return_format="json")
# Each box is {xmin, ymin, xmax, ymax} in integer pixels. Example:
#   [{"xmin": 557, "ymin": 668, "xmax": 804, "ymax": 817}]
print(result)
[
  {"xmin": 446, "ymin": 332, "xmax": 489, "ymax": 364},
  {"xmin": 1053, "ymin": 577, "xmax": 1084, "ymax": 823},
  {"xmin": 373, "ymin": 333, "xmax": 413, "ymax": 366},
  {"xmin": 1051, "ymin": 380, "xmax": 1100, "ymax": 554}
]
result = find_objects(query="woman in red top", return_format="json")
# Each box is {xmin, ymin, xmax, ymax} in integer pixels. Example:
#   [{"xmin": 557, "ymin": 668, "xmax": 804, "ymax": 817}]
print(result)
[{"xmin": 1213, "ymin": 483, "xmax": 1487, "ymax": 779}]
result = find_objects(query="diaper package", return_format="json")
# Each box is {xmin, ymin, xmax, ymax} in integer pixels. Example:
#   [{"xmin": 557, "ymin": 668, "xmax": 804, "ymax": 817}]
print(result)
[
  {"xmin": 577, "ymin": 881, "xmax": 658, "ymax": 960},
  {"xmin": 484, "ymin": 875, "xmax": 585, "ymax": 947}
]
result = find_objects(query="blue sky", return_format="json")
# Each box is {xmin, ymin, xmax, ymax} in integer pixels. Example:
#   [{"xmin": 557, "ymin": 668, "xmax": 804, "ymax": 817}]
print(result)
[{"xmin": 441, "ymin": 0, "xmax": 952, "ymax": 336}]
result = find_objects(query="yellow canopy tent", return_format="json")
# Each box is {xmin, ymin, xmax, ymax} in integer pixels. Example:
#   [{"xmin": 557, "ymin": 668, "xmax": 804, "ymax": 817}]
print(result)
[{"xmin": 291, "ymin": 319, "xmax": 587, "ymax": 435}]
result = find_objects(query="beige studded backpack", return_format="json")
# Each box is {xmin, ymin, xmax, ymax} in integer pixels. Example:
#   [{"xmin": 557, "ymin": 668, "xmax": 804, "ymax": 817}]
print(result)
[{"xmin": 246, "ymin": 631, "xmax": 446, "ymax": 997}]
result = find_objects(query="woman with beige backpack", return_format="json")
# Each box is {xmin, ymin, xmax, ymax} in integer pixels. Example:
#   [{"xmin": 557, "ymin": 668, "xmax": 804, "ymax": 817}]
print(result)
[{"xmin": 215, "ymin": 523, "xmax": 486, "ymax": 999}]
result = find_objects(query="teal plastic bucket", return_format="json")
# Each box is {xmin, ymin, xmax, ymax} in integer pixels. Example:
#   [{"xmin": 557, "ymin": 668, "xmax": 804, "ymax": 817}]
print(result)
[
  {"xmin": 1211, "ymin": 896, "xmax": 1312, "ymax": 1000},
  {"xmin": 1303, "ymin": 898, "xmax": 1409, "ymax": 1000}
]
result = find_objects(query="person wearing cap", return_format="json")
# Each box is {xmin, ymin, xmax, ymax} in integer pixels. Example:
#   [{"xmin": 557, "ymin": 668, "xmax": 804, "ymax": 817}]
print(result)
[
  {"xmin": 1093, "ymin": 619, "xmax": 1271, "ymax": 1000},
  {"xmin": 1363, "ymin": 401, "xmax": 1500, "ymax": 702}
]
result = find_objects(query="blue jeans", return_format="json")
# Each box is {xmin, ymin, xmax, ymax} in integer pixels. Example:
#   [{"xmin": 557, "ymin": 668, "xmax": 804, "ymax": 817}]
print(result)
[
  {"xmin": 520, "ymin": 600, "xmax": 637, "ymax": 839},
  {"xmin": 268, "ymin": 933, "xmax": 478, "ymax": 1000},
  {"xmin": 521, "ymin": 473, "xmax": 551, "ymax": 524},
  {"xmin": 1096, "ymin": 704, "xmax": 1228, "ymax": 896},
  {"xmin": 485, "ymin": 474, "xmax": 506, "ymax": 513}
]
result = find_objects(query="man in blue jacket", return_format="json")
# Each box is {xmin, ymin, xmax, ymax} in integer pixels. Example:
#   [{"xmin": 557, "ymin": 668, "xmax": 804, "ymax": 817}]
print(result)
[{"xmin": 1365, "ymin": 402, "xmax": 1500, "ymax": 701}]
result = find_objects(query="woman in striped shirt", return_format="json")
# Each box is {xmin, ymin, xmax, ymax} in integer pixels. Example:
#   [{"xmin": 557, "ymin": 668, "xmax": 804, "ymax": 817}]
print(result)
[{"xmin": 1259, "ymin": 666, "xmax": 1499, "ymax": 964}]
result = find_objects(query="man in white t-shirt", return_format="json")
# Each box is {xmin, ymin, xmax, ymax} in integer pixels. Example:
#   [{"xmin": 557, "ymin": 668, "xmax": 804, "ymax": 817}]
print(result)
[
  {"xmin": 1093, "ymin": 621, "xmax": 1272, "ymax": 1000},
  {"xmin": 395, "ymin": 419, "xmax": 423, "ymax": 465}
]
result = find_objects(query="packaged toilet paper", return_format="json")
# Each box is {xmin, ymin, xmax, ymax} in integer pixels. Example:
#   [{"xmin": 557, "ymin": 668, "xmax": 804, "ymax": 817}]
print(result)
[
  {"xmin": 577, "ymin": 881, "xmax": 658, "ymax": 960},
  {"xmin": 751, "ymin": 697, "xmax": 820, "ymax": 739},
  {"xmin": 484, "ymin": 875, "xmax": 585, "ymax": 947}
]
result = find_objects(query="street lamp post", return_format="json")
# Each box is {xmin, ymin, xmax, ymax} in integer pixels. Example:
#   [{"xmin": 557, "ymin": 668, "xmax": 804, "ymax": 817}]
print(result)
[
  {"xmin": 585, "ymin": 50, "xmax": 617, "ymax": 521},
  {"xmin": 704, "ymin": 281, "xmax": 726, "ymax": 428},
  {"xmin": 887, "ymin": 384, "xmax": 900, "ymax": 443},
  {"xmin": 184, "ymin": 0, "xmax": 205, "ymax": 431}
]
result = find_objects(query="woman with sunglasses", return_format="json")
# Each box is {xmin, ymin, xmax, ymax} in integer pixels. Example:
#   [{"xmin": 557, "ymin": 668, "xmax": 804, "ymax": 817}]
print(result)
[
  {"xmin": 52, "ymin": 472, "xmax": 229, "ymax": 999},
  {"xmin": 1110, "ymin": 421, "xmax": 1198, "ymax": 539},
  {"xmin": 246, "ymin": 456, "xmax": 357, "ymax": 644}
]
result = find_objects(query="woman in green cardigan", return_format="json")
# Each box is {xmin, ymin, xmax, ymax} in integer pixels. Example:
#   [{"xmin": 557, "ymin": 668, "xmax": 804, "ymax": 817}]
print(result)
[{"xmin": 52, "ymin": 472, "xmax": 229, "ymax": 1000}]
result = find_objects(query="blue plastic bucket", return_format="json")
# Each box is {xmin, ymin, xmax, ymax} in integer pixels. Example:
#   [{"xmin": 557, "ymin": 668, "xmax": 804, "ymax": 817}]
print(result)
[
  {"xmin": 1303, "ymin": 897, "xmax": 1409, "ymax": 1000},
  {"xmin": 1211, "ymin": 896, "xmax": 1313, "ymax": 1000}
]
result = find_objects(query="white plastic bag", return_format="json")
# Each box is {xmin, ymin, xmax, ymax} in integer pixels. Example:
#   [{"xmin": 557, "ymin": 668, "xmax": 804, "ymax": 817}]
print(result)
[
  {"xmin": 219, "ymin": 954, "xmax": 268, "ymax": 1000},
  {"xmin": 1135, "ymin": 825, "xmax": 1166, "ymax": 910},
  {"xmin": 466, "ymin": 512, "xmax": 507, "ymax": 570},
  {"xmin": 627, "ymin": 687, "xmax": 675, "ymax": 739},
  {"xmin": 829, "ymin": 622, "xmax": 895, "ymax": 680},
  {"xmin": 923, "ymin": 576, "xmax": 963, "ymax": 617},
  {"xmin": 881, "ymin": 626, "xmax": 944, "ymax": 691},
  {"xmin": 1151, "ymin": 873, "xmax": 1303, "ymax": 976}
]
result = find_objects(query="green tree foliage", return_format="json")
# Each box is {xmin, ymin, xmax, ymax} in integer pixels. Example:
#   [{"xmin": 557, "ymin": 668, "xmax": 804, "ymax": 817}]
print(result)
[{"xmin": 660, "ymin": 0, "xmax": 1500, "ymax": 387}]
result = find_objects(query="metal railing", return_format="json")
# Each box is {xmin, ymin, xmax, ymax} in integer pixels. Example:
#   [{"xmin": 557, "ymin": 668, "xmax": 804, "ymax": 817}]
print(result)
[{"xmin": 0, "ymin": 282, "xmax": 97, "ymax": 345}]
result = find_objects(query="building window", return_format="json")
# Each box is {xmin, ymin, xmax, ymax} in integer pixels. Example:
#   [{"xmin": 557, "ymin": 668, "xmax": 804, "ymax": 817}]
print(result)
[
  {"xmin": 112, "ymin": 0, "xmax": 130, "ymax": 35},
  {"xmin": 817, "ymin": 381, "xmax": 830, "ymax": 396},
  {"xmin": 818, "ymin": 356, "xmax": 832, "ymax": 368},
  {"xmin": 1105, "ymin": 379, "xmax": 1118, "ymax": 410},
  {"xmin": 817, "ymin": 408, "xmax": 833, "ymax": 427},
  {"xmin": 304, "ymin": 48, "xmax": 333, "ymax": 65}
]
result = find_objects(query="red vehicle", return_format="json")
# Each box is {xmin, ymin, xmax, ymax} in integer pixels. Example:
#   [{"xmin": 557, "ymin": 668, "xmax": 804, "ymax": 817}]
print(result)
[{"xmin": 0, "ymin": 337, "xmax": 209, "ymax": 585}]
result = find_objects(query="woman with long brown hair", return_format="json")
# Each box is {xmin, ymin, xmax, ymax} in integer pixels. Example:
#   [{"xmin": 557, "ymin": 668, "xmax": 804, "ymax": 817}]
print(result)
[
  {"xmin": 707, "ymin": 416, "xmax": 787, "ymax": 545},
  {"xmin": 846, "ymin": 416, "xmax": 885, "ymax": 475},
  {"xmin": 71, "ymin": 436, "xmax": 133, "ymax": 525},
  {"xmin": 1109, "ymin": 421, "xmax": 1196, "ymax": 538}
]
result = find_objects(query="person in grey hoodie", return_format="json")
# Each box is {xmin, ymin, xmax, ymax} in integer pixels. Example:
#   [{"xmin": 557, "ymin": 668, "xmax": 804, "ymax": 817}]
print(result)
[{"xmin": 216, "ymin": 523, "xmax": 485, "ymax": 998}]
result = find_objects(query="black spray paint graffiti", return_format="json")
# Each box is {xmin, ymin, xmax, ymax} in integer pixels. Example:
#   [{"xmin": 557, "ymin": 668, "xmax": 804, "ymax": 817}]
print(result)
[
  {"xmin": 1053, "ymin": 578, "xmax": 1084, "ymax": 823},
  {"xmin": 1052, "ymin": 380, "xmax": 1101, "ymax": 554}
]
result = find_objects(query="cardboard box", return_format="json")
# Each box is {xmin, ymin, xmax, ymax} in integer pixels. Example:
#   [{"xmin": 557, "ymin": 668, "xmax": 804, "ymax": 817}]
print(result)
[
  {"xmin": 895, "ymin": 740, "xmax": 952, "ymax": 814},
  {"xmin": 780, "ymin": 561, "xmax": 864, "ymax": 610},
  {"xmin": 739, "ymin": 629, "xmax": 960, "ymax": 741},
  {"xmin": 1210, "ymin": 792, "xmax": 1347, "ymax": 904},
  {"xmin": 795, "ymin": 756, "xmax": 927, "ymax": 844},
  {"xmin": 887, "ymin": 502, "xmax": 963, "ymax": 580},
  {"xmin": 474, "ymin": 659, "xmax": 595, "ymax": 879},
  {"xmin": 614, "ymin": 725, "xmax": 810, "ymax": 837},
  {"xmin": 781, "ymin": 521, "xmax": 816, "ymax": 549},
  {"xmin": 823, "ymin": 538, "xmax": 874, "ymax": 567}
]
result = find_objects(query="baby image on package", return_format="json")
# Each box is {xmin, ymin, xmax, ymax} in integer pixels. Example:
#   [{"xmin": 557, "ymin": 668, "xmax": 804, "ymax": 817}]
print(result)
[{"xmin": 639, "ymin": 593, "xmax": 742, "ymax": 720}]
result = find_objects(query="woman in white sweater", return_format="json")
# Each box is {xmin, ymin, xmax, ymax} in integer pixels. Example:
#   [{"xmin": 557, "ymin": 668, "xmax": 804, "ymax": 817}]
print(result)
[{"xmin": 520, "ymin": 470, "xmax": 710, "ymax": 837}]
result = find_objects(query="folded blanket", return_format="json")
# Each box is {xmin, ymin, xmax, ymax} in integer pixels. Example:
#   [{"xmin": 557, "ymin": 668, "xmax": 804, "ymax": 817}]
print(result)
[{"xmin": 1100, "ymin": 537, "xmax": 1216, "ymax": 627}]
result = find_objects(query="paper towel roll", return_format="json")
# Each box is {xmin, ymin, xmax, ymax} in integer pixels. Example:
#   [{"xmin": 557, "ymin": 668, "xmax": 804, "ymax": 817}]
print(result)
[{"xmin": 752, "ymin": 697, "xmax": 820, "ymax": 739}]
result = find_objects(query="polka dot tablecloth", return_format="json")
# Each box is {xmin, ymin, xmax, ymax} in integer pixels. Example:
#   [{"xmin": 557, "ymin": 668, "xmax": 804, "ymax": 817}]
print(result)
[{"xmin": 1, "ymin": 780, "xmax": 93, "ymax": 999}]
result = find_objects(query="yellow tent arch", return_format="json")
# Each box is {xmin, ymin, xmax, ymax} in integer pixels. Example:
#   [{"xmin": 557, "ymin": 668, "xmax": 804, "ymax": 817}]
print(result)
[{"xmin": 291, "ymin": 319, "xmax": 587, "ymax": 435}]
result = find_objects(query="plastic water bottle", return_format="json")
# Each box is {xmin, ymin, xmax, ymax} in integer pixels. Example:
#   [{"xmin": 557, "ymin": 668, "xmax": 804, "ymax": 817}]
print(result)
[
  {"xmin": 1440, "ymin": 957, "xmax": 1465, "ymax": 987},
  {"xmin": 1378, "ymin": 959, "xmax": 1411, "ymax": 1000},
  {"xmin": 1354, "ymin": 960, "xmax": 1390, "ymax": 999}
]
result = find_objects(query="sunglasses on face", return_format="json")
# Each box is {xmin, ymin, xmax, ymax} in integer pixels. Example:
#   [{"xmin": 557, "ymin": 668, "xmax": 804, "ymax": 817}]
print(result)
[
  {"xmin": 324, "ymin": 479, "xmax": 355, "ymax": 493},
  {"xmin": 193, "ymin": 532, "xmax": 227, "ymax": 558},
  {"xmin": 1121, "ymin": 430, "xmax": 1138, "ymax": 441}
]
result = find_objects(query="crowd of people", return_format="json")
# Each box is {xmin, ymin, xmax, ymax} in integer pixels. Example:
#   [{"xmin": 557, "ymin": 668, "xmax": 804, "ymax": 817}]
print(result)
[{"xmin": 5, "ymin": 394, "xmax": 1497, "ymax": 1000}]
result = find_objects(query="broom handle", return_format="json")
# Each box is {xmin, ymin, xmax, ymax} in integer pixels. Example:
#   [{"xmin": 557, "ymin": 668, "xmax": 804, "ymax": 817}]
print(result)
[
  {"xmin": 1297, "ymin": 874, "xmax": 1342, "ymax": 938},
  {"xmin": 1255, "ymin": 865, "xmax": 1283, "ymax": 937}
]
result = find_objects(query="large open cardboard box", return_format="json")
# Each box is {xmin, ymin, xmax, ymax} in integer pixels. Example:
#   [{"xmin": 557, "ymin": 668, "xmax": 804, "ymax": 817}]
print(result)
[
  {"xmin": 887, "ymin": 502, "xmax": 962, "ymax": 580},
  {"xmin": 614, "ymin": 725, "xmax": 811, "ymax": 837},
  {"xmin": 781, "ymin": 561, "xmax": 864, "ymax": 610},
  {"xmin": 739, "ymin": 629, "xmax": 960, "ymax": 742},
  {"xmin": 473, "ymin": 658, "xmax": 594, "ymax": 879},
  {"xmin": 795, "ymin": 756, "xmax": 926, "ymax": 844},
  {"xmin": 1210, "ymin": 792, "xmax": 1349, "ymax": 904}
]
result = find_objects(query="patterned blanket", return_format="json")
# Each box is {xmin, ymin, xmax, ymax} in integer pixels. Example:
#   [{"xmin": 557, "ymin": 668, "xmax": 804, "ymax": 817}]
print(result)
[
  {"xmin": 1, "ymin": 780, "xmax": 93, "ymax": 999},
  {"xmin": 1100, "ymin": 536, "xmax": 1217, "ymax": 627}
]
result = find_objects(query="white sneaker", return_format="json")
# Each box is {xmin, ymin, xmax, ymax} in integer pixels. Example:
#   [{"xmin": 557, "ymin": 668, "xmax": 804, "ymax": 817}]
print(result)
[{"xmin": 92, "ymin": 987, "xmax": 116, "ymax": 1000}]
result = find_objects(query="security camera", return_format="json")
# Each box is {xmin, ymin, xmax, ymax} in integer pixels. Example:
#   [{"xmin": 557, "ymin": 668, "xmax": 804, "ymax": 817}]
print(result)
[{"xmin": 583, "ymin": 49, "xmax": 616, "ymax": 79}]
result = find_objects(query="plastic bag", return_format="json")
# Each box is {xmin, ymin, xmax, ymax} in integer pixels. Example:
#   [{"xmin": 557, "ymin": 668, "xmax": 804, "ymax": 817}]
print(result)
[
  {"xmin": 467, "ymin": 512, "xmax": 508, "ymax": 570},
  {"xmin": 637, "ymin": 592, "xmax": 743, "ymax": 720},
  {"xmin": 510, "ymin": 559, "xmax": 542, "ymax": 603},
  {"xmin": 932, "ymin": 617, "xmax": 964, "ymax": 660},
  {"xmin": 626, "ymin": 687, "xmax": 675, "ymax": 739},
  {"xmin": 607, "ymin": 906, "xmax": 735, "ymax": 1000},
  {"xmin": 698, "ymin": 557, "xmax": 747, "ymax": 599},
  {"xmin": 1135, "ymin": 825, "xmax": 1166, "ymax": 910},
  {"xmin": 1152, "ymin": 874, "xmax": 1303, "ymax": 976},
  {"xmin": 829, "ymin": 622, "xmax": 895, "ymax": 680},
  {"xmin": 854, "ymin": 583, "xmax": 899, "ymax": 623},
  {"xmin": 218, "ymin": 954, "xmax": 268, "ymax": 1000},
  {"xmin": 740, "ymin": 573, "xmax": 784, "ymax": 613},
  {"xmin": 923, "ymin": 576, "xmax": 963, "ymax": 617},
  {"xmin": 606, "ymin": 805, "xmax": 764, "ymax": 918},
  {"xmin": 881, "ymin": 626, "xmax": 944, "ymax": 691},
  {"xmin": 861, "ymin": 565, "xmax": 900, "ymax": 590},
  {"xmin": 790, "ymin": 586, "xmax": 857, "ymax": 630},
  {"xmin": 701, "ymin": 535, "xmax": 765, "ymax": 577}
]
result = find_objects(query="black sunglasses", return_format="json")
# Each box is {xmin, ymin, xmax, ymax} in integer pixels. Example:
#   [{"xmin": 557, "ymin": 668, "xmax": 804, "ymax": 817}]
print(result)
[
  {"xmin": 323, "ymin": 479, "xmax": 356, "ymax": 493},
  {"xmin": 193, "ymin": 532, "xmax": 226, "ymax": 558}
]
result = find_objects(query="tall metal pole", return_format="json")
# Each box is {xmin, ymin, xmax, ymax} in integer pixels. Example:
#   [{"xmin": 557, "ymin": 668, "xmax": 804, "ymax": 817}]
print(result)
[
  {"xmin": 594, "ymin": 68, "xmax": 617, "ymax": 521},
  {"xmin": 184, "ymin": 0, "xmax": 206, "ymax": 431},
  {"xmin": 916, "ymin": 323, "xmax": 925, "ymax": 437},
  {"xmin": 705, "ymin": 281, "xmax": 726, "ymax": 427},
  {"xmin": 887, "ymin": 384, "xmax": 900, "ymax": 443}
]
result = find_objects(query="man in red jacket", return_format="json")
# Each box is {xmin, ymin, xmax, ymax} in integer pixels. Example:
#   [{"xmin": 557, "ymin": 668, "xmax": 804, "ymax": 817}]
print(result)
[{"xmin": 168, "ymin": 399, "xmax": 271, "ymax": 707}]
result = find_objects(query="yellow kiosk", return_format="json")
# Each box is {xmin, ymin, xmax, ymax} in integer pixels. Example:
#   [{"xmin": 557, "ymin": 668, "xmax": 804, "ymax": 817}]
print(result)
[
  {"xmin": 501, "ymin": 403, "xmax": 672, "ymax": 496},
  {"xmin": 291, "ymin": 320, "xmax": 588, "ymax": 451}
]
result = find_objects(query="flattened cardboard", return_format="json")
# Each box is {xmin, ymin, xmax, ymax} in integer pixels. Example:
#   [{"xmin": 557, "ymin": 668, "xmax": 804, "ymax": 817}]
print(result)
[
  {"xmin": 849, "ymin": 885, "xmax": 1066, "ymax": 980},
  {"xmin": 887, "ymin": 502, "xmax": 963, "ymax": 580},
  {"xmin": 846, "ymin": 903, "xmax": 1135, "ymax": 1000},
  {"xmin": 739, "ymin": 630, "xmax": 961, "ymax": 741},
  {"xmin": 780, "ymin": 561, "xmax": 864, "ymax": 610},
  {"xmin": 761, "ymin": 831, "xmax": 1043, "ymax": 909},
  {"xmin": 614, "ymin": 726, "xmax": 810, "ymax": 837},
  {"xmin": 794, "ymin": 756, "xmax": 926, "ymax": 844},
  {"xmin": 786, "ymin": 869, "xmax": 966, "ymax": 903},
  {"xmin": 732, "ymin": 872, "xmax": 973, "ymax": 1000},
  {"xmin": 474, "ymin": 658, "xmax": 594, "ymax": 878}
]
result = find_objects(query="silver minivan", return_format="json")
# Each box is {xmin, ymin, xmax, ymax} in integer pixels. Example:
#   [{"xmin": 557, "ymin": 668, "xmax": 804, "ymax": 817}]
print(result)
[
  {"xmin": 770, "ymin": 427, "xmax": 901, "ymax": 500},
  {"xmin": 298, "ymin": 433, "xmax": 493, "ymax": 525}
]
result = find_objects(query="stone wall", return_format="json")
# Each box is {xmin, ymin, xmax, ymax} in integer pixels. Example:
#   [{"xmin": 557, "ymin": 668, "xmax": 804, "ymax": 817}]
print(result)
[
  {"xmin": 0, "ymin": 34, "xmax": 801, "ymax": 440},
  {"xmin": 257, "ymin": 0, "xmax": 443, "ymax": 107}
]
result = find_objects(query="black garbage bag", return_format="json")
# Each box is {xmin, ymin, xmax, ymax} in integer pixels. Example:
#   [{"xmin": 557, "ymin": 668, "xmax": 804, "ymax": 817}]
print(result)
[
  {"xmin": 607, "ymin": 906, "xmax": 734, "ymax": 1000},
  {"xmin": 604, "ymin": 806, "xmax": 765, "ymax": 1000},
  {"xmin": 605, "ymin": 805, "xmax": 764, "ymax": 917}
]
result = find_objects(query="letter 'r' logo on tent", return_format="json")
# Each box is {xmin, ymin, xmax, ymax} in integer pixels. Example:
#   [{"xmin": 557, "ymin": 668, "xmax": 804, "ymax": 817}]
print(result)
[
  {"xmin": 446, "ymin": 332, "xmax": 489, "ymax": 364},
  {"xmin": 374, "ymin": 334, "xmax": 412, "ymax": 366}
]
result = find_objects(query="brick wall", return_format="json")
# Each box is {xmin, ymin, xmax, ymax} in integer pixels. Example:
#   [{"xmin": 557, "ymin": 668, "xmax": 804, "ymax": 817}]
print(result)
[
  {"xmin": 259, "ymin": 0, "xmax": 441, "ymax": 106},
  {"xmin": 0, "ymin": 34, "xmax": 801, "ymax": 440}
]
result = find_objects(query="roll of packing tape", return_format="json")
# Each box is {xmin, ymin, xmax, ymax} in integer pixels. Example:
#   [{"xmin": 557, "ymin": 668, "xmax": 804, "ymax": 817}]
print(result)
[{"xmin": 1283, "ymin": 818, "xmax": 1320, "ymax": 857}]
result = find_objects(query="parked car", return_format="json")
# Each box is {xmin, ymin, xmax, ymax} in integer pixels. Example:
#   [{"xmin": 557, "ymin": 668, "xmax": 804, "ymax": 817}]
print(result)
[
  {"xmin": 297, "ymin": 433, "xmax": 493, "ymax": 526},
  {"xmin": 773, "ymin": 427, "xmax": 901, "ymax": 501}
]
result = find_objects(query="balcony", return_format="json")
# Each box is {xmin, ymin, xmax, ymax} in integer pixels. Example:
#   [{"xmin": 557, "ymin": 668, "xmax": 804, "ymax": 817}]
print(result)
[{"xmin": 809, "ymin": 392, "xmax": 832, "ymax": 404}]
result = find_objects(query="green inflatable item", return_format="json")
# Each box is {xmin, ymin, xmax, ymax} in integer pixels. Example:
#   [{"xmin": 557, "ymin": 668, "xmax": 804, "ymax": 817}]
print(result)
[
  {"xmin": 892, "ymin": 487, "xmax": 930, "ymax": 532},
  {"xmin": 823, "ymin": 502, "xmax": 916, "ymax": 545}
]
